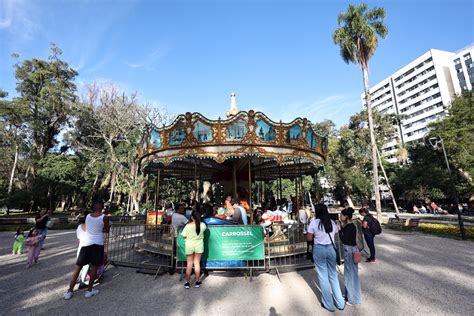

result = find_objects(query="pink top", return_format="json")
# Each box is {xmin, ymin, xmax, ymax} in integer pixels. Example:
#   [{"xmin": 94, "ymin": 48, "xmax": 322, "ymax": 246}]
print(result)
[{"xmin": 25, "ymin": 235, "xmax": 43, "ymax": 247}]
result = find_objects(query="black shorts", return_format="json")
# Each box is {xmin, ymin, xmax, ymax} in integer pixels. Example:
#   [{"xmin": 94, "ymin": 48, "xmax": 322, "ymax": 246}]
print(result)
[{"xmin": 76, "ymin": 244, "xmax": 104, "ymax": 267}]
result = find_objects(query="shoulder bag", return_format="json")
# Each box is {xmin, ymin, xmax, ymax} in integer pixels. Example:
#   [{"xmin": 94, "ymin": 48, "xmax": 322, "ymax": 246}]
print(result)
[
  {"xmin": 352, "ymin": 249, "xmax": 362, "ymax": 263},
  {"xmin": 328, "ymin": 232, "xmax": 342, "ymax": 266}
]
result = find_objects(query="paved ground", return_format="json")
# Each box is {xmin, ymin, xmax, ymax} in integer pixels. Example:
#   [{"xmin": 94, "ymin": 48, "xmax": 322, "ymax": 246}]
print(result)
[{"xmin": 1, "ymin": 229, "xmax": 473, "ymax": 316}]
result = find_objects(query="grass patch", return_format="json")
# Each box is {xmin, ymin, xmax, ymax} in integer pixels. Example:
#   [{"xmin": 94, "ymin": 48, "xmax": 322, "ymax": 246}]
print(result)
[{"xmin": 417, "ymin": 223, "xmax": 474, "ymax": 239}]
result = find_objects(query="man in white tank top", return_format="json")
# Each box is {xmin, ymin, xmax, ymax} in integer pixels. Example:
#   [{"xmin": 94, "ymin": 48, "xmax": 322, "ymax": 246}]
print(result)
[{"xmin": 64, "ymin": 201, "xmax": 110, "ymax": 300}]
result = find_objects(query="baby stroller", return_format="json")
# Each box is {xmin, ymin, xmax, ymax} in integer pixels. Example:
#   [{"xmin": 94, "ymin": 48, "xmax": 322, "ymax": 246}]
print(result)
[{"xmin": 77, "ymin": 252, "xmax": 108, "ymax": 288}]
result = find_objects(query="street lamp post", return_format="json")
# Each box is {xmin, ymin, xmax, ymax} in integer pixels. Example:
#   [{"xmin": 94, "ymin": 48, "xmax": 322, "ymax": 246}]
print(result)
[{"xmin": 426, "ymin": 135, "xmax": 466, "ymax": 240}]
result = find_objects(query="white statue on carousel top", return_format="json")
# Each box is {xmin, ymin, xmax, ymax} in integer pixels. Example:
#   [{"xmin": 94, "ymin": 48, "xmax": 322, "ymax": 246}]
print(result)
[{"xmin": 226, "ymin": 92, "xmax": 239, "ymax": 118}]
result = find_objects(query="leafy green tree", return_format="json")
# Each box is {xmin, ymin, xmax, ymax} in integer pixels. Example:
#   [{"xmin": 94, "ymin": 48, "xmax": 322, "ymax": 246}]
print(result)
[
  {"xmin": 324, "ymin": 110, "xmax": 395, "ymax": 206},
  {"xmin": 68, "ymin": 83, "xmax": 172, "ymax": 213},
  {"xmin": 427, "ymin": 91, "xmax": 474, "ymax": 205},
  {"xmin": 333, "ymin": 4, "xmax": 388, "ymax": 217},
  {"xmin": 35, "ymin": 154, "xmax": 85, "ymax": 211},
  {"xmin": 388, "ymin": 145, "xmax": 451, "ymax": 203},
  {"xmin": 13, "ymin": 45, "xmax": 78, "ymax": 166},
  {"xmin": 313, "ymin": 120, "xmax": 336, "ymax": 137},
  {"xmin": 0, "ymin": 89, "xmax": 29, "ymax": 213},
  {"xmin": 325, "ymin": 127, "xmax": 371, "ymax": 206},
  {"xmin": 270, "ymin": 177, "xmax": 313, "ymax": 201}
]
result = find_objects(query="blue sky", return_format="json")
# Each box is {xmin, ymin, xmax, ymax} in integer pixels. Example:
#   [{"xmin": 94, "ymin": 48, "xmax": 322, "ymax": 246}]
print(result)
[{"xmin": 1, "ymin": 0, "xmax": 473, "ymax": 126}]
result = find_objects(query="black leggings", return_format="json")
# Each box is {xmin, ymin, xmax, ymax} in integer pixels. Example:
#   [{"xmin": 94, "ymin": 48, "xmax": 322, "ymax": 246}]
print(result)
[{"xmin": 364, "ymin": 232, "xmax": 376, "ymax": 260}]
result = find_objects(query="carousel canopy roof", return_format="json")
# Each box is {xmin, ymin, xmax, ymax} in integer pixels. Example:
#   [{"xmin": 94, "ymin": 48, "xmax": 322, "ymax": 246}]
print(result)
[{"xmin": 139, "ymin": 98, "xmax": 327, "ymax": 180}]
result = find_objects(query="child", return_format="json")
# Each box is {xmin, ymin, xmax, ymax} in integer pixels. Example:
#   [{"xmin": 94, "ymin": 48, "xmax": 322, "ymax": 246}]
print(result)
[
  {"xmin": 25, "ymin": 228, "xmax": 44, "ymax": 268},
  {"xmin": 77, "ymin": 211, "xmax": 89, "ymax": 287},
  {"xmin": 181, "ymin": 211, "xmax": 207, "ymax": 289},
  {"xmin": 12, "ymin": 228, "xmax": 25, "ymax": 255}
]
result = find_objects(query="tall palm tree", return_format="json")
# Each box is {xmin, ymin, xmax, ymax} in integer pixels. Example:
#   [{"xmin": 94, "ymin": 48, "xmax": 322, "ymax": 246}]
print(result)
[{"xmin": 333, "ymin": 4, "xmax": 388, "ymax": 218}]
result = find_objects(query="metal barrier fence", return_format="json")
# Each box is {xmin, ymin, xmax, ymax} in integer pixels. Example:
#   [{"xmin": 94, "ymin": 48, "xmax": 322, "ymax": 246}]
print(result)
[
  {"xmin": 266, "ymin": 223, "xmax": 314, "ymax": 271},
  {"xmin": 108, "ymin": 223, "xmax": 174, "ymax": 273},
  {"xmin": 265, "ymin": 223, "xmax": 344, "ymax": 278},
  {"xmin": 109, "ymin": 222, "xmax": 346, "ymax": 278}
]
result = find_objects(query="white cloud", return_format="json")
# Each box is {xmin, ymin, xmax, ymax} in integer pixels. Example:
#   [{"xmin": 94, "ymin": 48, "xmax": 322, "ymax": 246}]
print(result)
[
  {"xmin": 70, "ymin": 1, "xmax": 138, "ymax": 74},
  {"xmin": 280, "ymin": 94, "xmax": 362, "ymax": 126},
  {"xmin": 0, "ymin": 0, "xmax": 39, "ymax": 39},
  {"xmin": 124, "ymin": 46, "xmax": 170, "ymax": 71}
]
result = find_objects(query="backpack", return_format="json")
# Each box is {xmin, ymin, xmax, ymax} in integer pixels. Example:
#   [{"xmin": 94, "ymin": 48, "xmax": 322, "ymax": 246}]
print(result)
[{"xmin": 369, "ymin": 216, "xmax": 382, "ymax": 235}]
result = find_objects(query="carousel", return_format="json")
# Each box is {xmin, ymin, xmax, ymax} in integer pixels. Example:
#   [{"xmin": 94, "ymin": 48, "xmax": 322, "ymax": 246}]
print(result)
[
  {"xmin": 108, "ymin": 93, "xmax": 333, "ymax": 274},
  {"xmin": 138, "ymin": 92, "xmax": 328, "ymax": 223}
]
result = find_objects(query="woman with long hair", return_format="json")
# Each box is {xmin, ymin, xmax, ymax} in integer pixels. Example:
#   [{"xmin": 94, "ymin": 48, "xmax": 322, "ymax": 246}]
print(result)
[
  {"xmin": 181, "ymin": 211, "xmax": 207, "ymax": 289},
  {"xmin": 307, "ymin": 204, "xmax": 344, "ymax": 312},
  {"xmin": 339, "ymin": 208, "xmax": 362, "ymax": 305}
]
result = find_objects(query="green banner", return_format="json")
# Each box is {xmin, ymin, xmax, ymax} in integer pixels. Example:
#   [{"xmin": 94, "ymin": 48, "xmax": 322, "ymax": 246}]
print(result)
[{"xmin": 177, "ymin": 226, "xmax": 264, "ymax": 261}]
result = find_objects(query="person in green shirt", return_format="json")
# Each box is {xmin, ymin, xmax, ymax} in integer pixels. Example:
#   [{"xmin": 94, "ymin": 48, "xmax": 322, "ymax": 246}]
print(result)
[
  {"xmin": 12, "ymin": 228, "xmax": 25, "ymax": 254},
  {"xmin": 181, "ymin": 211, "xmax": 207, "ymax": 289}
]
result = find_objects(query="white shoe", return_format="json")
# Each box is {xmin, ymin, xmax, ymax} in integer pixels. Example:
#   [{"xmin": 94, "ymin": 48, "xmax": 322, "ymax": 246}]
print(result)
[
  {"xmin": 84, "ymin": 288, "xmax": 99, "ymax": 298},
  {"xmin": 63, "ymin": 291, "xmax": 73, "ymax": 300}
]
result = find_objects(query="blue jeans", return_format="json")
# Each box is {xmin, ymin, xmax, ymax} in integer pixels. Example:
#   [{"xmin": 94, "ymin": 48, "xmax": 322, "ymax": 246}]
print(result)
[
  {"xmin": 363, "ymin": 232, "xmax": 375, "ymax": 260},
  {"xmin": 37, "ymin": 228, "xmax": 47, "ymax": 248},
  {"xmin": 313, "ymin": 244, "xmax": 345, "ymax": 311},
  {"xmin": 343, "ymin": 245, "xmax": 362, "ymax": 304}
]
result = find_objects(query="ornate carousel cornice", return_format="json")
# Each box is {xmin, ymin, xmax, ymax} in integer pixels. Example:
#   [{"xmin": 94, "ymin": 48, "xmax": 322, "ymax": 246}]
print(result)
[{"xmin": 138, "ymin": 108, "xmax": 328, "ymax": 170}]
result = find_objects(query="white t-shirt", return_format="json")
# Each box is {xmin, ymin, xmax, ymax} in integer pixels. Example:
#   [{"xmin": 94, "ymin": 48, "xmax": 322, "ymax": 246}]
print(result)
[
  {"xmin": 172, "ymin": 212, "xmax": 188, "ymax": 237},
  {"xmin": 83, "ymin": 214, "xmax": 105, "ymax": 246},
  {"xmin": 307, "ymin": 219, "xmax": 338, "ymax": 245}
]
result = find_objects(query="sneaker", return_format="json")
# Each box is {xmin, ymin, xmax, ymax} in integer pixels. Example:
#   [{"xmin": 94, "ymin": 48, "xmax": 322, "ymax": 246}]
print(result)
[
  {"xmin": 195, "ymin": 281, "xmax": 202, "ymax": 288},
  {"xmin": 63, "ymin": 291, "xmax": 73, "ymax": 300},
  {"xmin": 184, "ymin": 282, "xmax": 190, "ymax": 289},
  {"xmin": 84, "ymin": 288, "xmax": 99, "ymax": 298},
  {"xmin": 346, "ymin": 302, "xmax": 354, "ymax": 306}
]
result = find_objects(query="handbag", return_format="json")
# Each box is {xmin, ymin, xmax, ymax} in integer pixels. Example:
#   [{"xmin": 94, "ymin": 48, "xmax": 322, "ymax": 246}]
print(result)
[
  {"xmin": 352, "ymin": 249, "xmax": 362, "ymax": 263},
  {"xmin": 328, "ymin": 232, "xmax": 342, "ymax": 266}
]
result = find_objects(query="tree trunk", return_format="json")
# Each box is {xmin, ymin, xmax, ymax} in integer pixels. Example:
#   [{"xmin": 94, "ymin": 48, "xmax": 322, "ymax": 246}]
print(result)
[
  {"xmin": 92, "ymin": 173, "xmax": 99, "ymax": 195},
  {"xmin": 362, "ymin": 65, "xmax": 382, "ymax": 219},
  {"xmin": 132, "ymin": 192, "xmax": 141, "ymax": 214},
  {"xmin": 458, "ymin": 168, "xmax": 472, "ymax": 183},
  {"xmin": 376, "ymin": 147, "xmax": 400, "ymax": 215},
  {"xmin": 7, "ymin": 144, "xmax": 18, "ymax": 195},
  {"xmin": 6, "ymin": 144, "xmax": 19, "ymax": 215},
  {"xmin": 109, "ymin": 171, "xmax": 116, "ymax": 203},
  {"xmin": 346, "ymin": 195, "xmax": 355, "ymax": 208}
]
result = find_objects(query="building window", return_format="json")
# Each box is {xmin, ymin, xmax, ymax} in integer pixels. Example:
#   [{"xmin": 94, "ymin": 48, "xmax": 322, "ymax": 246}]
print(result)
[
  {"xmin": 463, "ymin": 53, "xmax": 471, "ymax": 61},
  {"xmin": 454, "ymin": 58, "xmax": 461, "ymax": 65}
]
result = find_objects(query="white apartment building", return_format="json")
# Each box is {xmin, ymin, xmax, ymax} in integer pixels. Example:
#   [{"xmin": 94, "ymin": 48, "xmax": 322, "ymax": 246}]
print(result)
[
  {"xmin": 363, "ymin": 49, "xmax": 457, "ymax": 163},
  {"xmin": 449, "ymin": 44, "xmax": 474, "ymax": 94}
]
